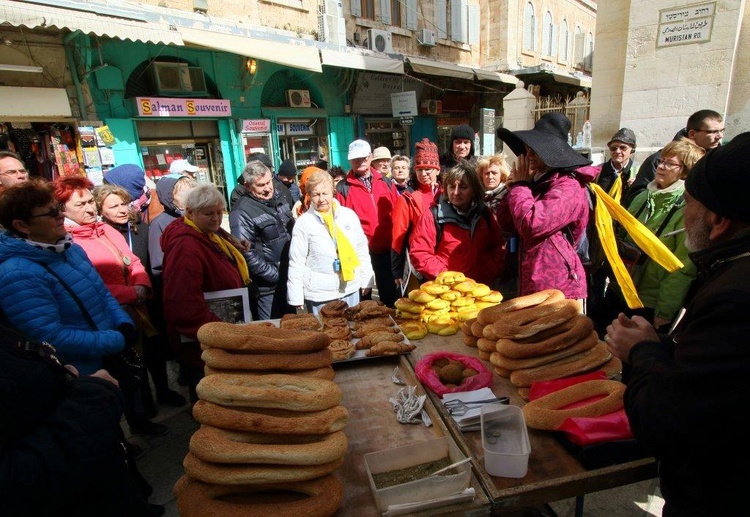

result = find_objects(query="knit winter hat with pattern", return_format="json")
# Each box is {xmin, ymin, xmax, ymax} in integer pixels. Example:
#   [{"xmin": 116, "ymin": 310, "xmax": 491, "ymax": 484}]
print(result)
[{"xmin": 413, "ymin": 139, "xmax": 440, "ymax": 170}]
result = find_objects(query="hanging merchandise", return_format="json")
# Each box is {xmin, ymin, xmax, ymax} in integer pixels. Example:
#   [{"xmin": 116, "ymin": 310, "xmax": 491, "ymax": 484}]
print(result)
[{"xmin": 1, "ymin": 122, "xmax": 81, "ymax": 180}]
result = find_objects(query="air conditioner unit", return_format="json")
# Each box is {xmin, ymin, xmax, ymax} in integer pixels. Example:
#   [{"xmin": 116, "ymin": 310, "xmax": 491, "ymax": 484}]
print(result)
[
  {"xmin": 318, "ymin": 13, "xmax": 346, "ymax": 46},
  {"xmin": 322, "ymin": 0, "xmax": 343, "ymax": 16},
  {"xmin": 420, "ymin": 99, "xmax": 442, "ymax": 115},
  {"xmin": 287, "ymin": 89, "xmax": 311, "ymax": 108},
  {"xmin": 417, "ymin": 28, "xmax": 436, "ymax": 47},
  {"xmin": 367, "ymin": 29, "xmax": 393, "ymax": 53},
  {"xmin": 149, "ymin": 62, "xmax": 207, "ymax": 96}
]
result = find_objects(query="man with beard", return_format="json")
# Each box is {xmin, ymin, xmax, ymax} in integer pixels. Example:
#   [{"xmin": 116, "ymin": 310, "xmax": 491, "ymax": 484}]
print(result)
[
  {"xmin": 230, "ymin": 160, "xmax": 295, "ymax": 320},
  {"xmin": 605, "ymin": 132, "xmax": 750, "ymax": 517}
]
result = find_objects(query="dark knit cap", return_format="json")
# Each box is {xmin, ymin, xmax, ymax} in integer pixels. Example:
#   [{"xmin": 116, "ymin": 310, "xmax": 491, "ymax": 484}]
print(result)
[
  {"xmin": 451, "ymin": 124, "xmax": 475, "ymax": 143},
  {"xmin": 278, "ymin": 159, "xmax": 298, "ymax": 178},
  {"xmin": 685, "ymin": 132, "xmax": 750, "ymax": 222},
  {"xmin": 414, "ymin": 139, "xmax": 440, "ymax": 170},
  {"xmin": 104, "ymin": 164, "xmax": 146, "ymax": 201}
]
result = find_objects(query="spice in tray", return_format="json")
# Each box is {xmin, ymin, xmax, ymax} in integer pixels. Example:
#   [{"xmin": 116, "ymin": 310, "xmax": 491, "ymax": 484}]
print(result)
[{"xmin": 372, "ymin": 457, "xmax": 456, "ymax": 489}]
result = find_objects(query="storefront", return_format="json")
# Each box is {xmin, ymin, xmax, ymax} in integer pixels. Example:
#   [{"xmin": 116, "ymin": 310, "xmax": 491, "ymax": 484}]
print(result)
[
  {"xmin": 133, "ymin": 96, "xmax": 232, "ymax": 198},
  {"xmin": 240, "ymin": 118, "xmax": 329, "ymax": 174}
]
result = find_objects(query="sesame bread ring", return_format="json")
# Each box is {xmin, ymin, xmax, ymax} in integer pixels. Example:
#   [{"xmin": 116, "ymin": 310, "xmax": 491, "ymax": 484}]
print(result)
[
  {"xmin": 203, "ymin": 365, "xmax": 336, "ymax": 381},
  {"xmin": 196, "ymin": 374, "xmax": 341, "ymax": 412},
  {"xmin": 463, "ymin": 334, "xmax": 478, "ymax": 347},
  {"xmin": 183, "ymin": 452, "xmax": 344, "ymax": 485},
  {"xmin": 470, "ymin": 320, "xmax": 486, "ymax": 338},
  {"xmin": 509, "ymin": 342, "xmax": 612, "ymax": 387},
  {"xmin": 193, "ymin": 401, "xmax": 349, "ymax": 435},
  {"xmin": 495, "ymin": 315, "xmax": 594, "ymax": 359},
  {"xmin": 477, "ymin": 289, "xmax": 565, "ymax": 325},
  {"xmin": 190, "ymin": 425, "xmax": 348, "ymax": 465},
  {"xmin": 491, "ymin": 330, "xmax": 598, "ymax": 370},
  {"xmin": 174, "ymin": 474, "xmax": 344, "ymax": 517},
  {"xmin": 493, "ymin": 365, "xmax": 511, "ymax": 377},
  {"xmin": 197, "ymin": 323, "xmax": 329, "ymax": 353},
  {"xmin": 477, "ymin": 337, "xmax": 498, "ymax": 353},
  {"xmin": 202, "ymin": 348, "xmax": 332, "ymax": 372},
  {"xmin": 319, "ymin": 300, "xmax": 348, "ymax": 319},
  {"xmin": 522, "ymin": 379, "xmax": 626, "ymax": 430},
  {"xmin": 488, "ymin": 299, "xmax": 580, "ymax": 340},
  {"xmin": 461, "ymin": 317, "xmax": 476, "ymax": 336}
]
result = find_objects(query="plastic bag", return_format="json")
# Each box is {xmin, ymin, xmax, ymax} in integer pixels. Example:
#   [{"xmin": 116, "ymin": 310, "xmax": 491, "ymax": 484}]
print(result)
[
  {"xmin": 415, "ymin": 352, "xmax": 493, "ymax": 396},
  {"xmin": 529, "ymin": 372, "xmax": 633, "ymax": 446}
]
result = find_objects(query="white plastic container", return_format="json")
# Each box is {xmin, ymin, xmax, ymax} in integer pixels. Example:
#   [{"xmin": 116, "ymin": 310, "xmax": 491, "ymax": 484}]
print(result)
[
  {"xmin": 363, "ymin": 437, "xmax": 471, "ymax": 513},
  {"xmin": 481, "ymin": 404, "xmax": 531, "ymax": 478}
]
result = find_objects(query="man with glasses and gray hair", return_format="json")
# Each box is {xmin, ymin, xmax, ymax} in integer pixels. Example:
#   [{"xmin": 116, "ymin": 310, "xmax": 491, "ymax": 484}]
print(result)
[
  {"xmin": 0, "ymin": 151, "xmax": 30, "ymax": 193},
  {"xmin": 624, "ymin": 109, "xmax": 724, "ymax": 206}
]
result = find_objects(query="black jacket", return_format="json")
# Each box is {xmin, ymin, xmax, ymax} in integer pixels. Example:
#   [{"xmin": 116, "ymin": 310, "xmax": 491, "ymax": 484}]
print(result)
[
  {"xmin": 0, "ymin": 326, "xmax": 155, "ymax": 516},
  {"xmin": 624, "ymin": 232, "xmax": 750, "ymax": 516},
  {"xmin": 229, "ymin": 188, "xmax": 294, "ymax": 293}
]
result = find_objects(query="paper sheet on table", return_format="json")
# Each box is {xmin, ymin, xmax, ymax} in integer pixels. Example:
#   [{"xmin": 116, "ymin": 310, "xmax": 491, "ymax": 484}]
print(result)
[{"xmin": 442, "ymin": 387, "xmax": 496, "ymax": 431}]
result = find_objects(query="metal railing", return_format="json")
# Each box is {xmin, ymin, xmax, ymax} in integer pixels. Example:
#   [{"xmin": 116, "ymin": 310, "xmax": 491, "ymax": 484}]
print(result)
[{"xmin": 532, "ymin": 94, "xmax": 590, "ymax": 141}]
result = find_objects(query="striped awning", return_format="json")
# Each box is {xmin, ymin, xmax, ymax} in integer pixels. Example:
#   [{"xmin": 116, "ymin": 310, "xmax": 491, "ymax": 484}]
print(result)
[{"xmin": 0, "ymin": 0, "xmax": 183, "ymax": 46}]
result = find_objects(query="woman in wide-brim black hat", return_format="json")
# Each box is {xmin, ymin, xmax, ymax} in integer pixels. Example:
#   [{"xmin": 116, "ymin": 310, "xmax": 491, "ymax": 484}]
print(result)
[{"xmin": 495, "ymin": 112, "xmax": 595, "ymax": 303}]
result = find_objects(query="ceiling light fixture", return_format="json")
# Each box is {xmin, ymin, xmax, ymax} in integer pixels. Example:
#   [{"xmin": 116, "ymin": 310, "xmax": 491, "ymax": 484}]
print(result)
[
  {"xmin": 245, "ymin": 58, "xmax": 257, "ymax": 75},
  {"xmin": 0, "ymin": 63, "xmax": 44, "ymax": 73}
]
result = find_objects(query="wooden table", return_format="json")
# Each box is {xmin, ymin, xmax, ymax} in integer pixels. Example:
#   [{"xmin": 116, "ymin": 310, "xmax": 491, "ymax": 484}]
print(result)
[{"xmin": 332, "ymin": 331, "xmax": 657, "ymax": 516}]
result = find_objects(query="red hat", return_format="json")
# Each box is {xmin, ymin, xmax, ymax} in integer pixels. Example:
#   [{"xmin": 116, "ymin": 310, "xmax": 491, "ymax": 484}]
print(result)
[{"xmin": 414, "ymin": 138, "xmax": 439, "ymax": 170}]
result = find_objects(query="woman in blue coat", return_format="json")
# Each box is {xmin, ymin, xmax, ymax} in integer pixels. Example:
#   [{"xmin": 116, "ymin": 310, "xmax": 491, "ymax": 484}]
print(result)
[{"xmin": 0, "ymin": 179, "xmax": 134, "ymax": 374}]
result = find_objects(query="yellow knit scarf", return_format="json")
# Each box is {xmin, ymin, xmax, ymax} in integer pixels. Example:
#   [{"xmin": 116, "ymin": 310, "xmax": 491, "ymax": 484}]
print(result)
[
  {"xmin": 589, "ymin": 183, "xmax": 683, "ymax": 308},
  {"xmin": 320, "ymin": 205, "xmax": 359, "ymax": 282},
  {"xmin": 183, "ymin": 216, "xmax": 250, "ymax": 285}
]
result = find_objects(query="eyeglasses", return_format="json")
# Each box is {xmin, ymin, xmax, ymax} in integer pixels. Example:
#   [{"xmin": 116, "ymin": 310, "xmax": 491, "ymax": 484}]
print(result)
[
  {"xmin": 655, "ymin": 159, "xmax": 683, "ymax": 171},
  {"xmin": 694, "ymin": 128, "xmax": 724, "ymax": 135},
  {"xmin": 28, "ymin": 205, "xmax": 64, "ymax": 219},
  {"xmin": 0, "ymin": 168, "xmax": 28, "ymax": 176},
  {"xmin": 608, "ymin": 145, "xmax": 632, "ymax": 152}
]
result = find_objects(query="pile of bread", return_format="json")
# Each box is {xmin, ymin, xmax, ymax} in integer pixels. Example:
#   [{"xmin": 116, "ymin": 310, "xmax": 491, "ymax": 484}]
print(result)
[
  {"xmin": 462, "ymin": 289, "xmax": 621, "ymax": 399},
  {"xmin": 173, "ymin": 321, "xmax": 347, "ymax": 517},
  {"xmin": 394, "ymin": 271, "xmax": 503, "ymax": 337}
]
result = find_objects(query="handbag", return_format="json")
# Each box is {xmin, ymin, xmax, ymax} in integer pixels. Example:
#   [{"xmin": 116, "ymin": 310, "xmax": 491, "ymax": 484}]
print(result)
[{"xmin": 39, "ymin": 264, "xmax": 143, "ymax": 384}]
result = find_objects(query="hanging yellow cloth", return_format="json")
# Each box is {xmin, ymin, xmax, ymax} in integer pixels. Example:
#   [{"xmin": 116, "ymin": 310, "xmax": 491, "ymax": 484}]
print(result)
[
  {"xmin": 589, "ymin": 183, "xmax": 684, "ymax": 309},
  {"xmin": 321, "ymin": 204, "xmax": 360, "ymax": 282},
  {"xmin": 183, "ymin": 216, "xmax": 250, "ymax": 286}
]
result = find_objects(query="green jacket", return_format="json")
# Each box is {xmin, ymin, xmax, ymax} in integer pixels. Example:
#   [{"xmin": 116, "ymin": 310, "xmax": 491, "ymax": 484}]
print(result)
[{"xmin": 624, "ymin": 180, "xmax": 696, "ymax": 321}]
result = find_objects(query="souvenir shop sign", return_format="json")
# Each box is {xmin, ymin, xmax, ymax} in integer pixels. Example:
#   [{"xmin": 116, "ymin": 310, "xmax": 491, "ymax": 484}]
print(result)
[
  {"xmin": 135, "ymin": 97, "xmax": 232, "ymax": 118},
  {"xmin": 241, "ymin": 119, "xmax": 272, "ymax": 133}
]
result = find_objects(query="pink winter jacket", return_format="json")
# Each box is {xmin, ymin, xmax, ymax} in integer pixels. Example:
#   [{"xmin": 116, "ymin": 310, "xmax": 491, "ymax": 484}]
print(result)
[{"xmin": 496, "ymin": 167, "xmax": 595, "ymax": 299}]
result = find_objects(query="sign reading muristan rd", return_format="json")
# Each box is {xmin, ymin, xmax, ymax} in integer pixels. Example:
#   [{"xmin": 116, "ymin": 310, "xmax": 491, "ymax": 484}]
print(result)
[{"xmin": 657, "ymin": 2, "xmax": 715, "ymax": 48}]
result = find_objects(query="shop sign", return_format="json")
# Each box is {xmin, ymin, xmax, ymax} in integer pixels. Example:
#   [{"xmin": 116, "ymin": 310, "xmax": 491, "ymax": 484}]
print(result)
[
  {"xmin": 135, "ymin": 97, "xmax": 232, "ymax": 117},
  {"xmin": 286, "ymin": 122, "xmax": 314, "ymax": 136},
  {"xmin": 657, "ymin": 2, "xmax": 714, "ymax": 47},
  {"xmin": 390, "ymin": 91, "xmax": 418, "ymax": 117},
  {"xmin": 351, "ymin": 72, "xmax": 423, "ymax": 115},
  {"xmin": 277, "ymin": 123, "xmax": 286, "ymax": 136},
  {"xmin": 241, "ymin": 119, "xmax": 272, "ymax": 133}
]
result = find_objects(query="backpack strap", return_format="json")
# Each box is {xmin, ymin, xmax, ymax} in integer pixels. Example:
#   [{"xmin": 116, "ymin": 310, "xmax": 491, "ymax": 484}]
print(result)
[{"xmin": 655, "ymin": 196, "xmax": 685, "ymax": 237}]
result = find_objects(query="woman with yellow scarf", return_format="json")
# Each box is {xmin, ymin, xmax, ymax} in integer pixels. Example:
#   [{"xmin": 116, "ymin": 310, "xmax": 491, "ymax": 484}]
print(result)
[
  {"xmin": 287, "ymin": 171, "xmax": 375, "ymax": 314},
  {"xmin": 161, "ymin": 184, "xmax": 250, "ymax": 402}
]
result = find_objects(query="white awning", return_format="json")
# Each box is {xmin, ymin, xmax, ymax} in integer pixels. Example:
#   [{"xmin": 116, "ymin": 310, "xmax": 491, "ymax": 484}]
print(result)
[
  {"xmin": 180, "ymin": 27, "xmax": 322, "ymax": 74},
  {"xmin": 406, "ymin": 56, "xmax": 475, "ymax": 80},
  {"xmin": 0, "ymin": 86, "xmax": 72, "ymax": 120},
  {"xmin": 473, "ymin": 68, "xmax": 518, "ymax": 86},
  {"xmin": 0, "ymin": 0, "xmax": 183, "ymax": 46},
  {"xmin": 320, "ymin": 48, "xmax": 403, "ymax": 74}
]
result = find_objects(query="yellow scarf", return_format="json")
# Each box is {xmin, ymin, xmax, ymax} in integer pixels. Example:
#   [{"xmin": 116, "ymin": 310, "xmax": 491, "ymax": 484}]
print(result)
[
  {"xmin": 320, "ymin": 204, "xmax": 360, "ymax": 282},
  {"xmin": 589, "ymin": 183, "xmax": 684, "ymax": 308},
  {"xmin": 183, "ymin": 216, "xmax": 250, "ymax": 286}
]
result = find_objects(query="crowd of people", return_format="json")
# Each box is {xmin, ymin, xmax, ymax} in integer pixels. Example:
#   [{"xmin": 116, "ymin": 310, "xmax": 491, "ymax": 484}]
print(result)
[{"xmin": 0, "ymin": 107, "xmax": 747, "ymax": 515}]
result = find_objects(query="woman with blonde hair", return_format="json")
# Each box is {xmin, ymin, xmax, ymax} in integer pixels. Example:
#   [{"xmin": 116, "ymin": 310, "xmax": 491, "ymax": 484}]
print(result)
[
  {"xmin": 287, "ymin": 171, "xmax": 374, "ymax": 314},
  {"xmin": 476, "ymin": 153, "xmax": 511, "ymax": 216}
]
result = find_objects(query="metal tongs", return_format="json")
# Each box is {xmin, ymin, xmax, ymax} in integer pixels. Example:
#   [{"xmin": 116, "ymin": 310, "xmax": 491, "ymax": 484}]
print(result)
[{"xmin": 443, "ymin": 397, "xmax": 510, "ymax": 416}]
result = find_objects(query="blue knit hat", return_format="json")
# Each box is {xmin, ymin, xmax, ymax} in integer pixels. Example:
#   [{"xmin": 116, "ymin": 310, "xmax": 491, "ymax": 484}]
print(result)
[{"xmin": 104, "ymin": 164, "xmax": 146, "ymax": 201}]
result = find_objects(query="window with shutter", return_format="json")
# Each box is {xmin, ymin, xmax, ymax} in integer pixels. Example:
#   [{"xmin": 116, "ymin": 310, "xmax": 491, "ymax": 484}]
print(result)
[
  {"xmin": 450, "ymin": 0, "xmax": 467, "ymax": 43},
  {"xmin": 380, "ymin": 0, "xmax": 391, "ymax": 25},
  {"xmin": 405, "ymin": 0, "xmax": 417, "ymax": 30},
  {"xmin": 523, "ymin": 3, "xmax": 535, "ymax": 51},
  {"xmin": 560, "ymin": 20, "xmax": 569, "ymax": 62},
  {"xmin": 391, "ymin": 0, "xmax": 402, "ymax": 27},
  {"xmin": 542, "ymin": 11, "xmax": 552, "ymax": 56},
  {"xmin": 436, "ymin": 0, "xmax": 448, "ymax": 39},
  {"xmin": 467, "ymin": 4, "xmax": 479, "ymax": 45}
]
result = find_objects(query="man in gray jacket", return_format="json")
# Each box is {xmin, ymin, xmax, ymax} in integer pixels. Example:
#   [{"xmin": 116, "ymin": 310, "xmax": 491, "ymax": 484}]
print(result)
[{"xmin": 230, "ymin": 160, "xmax": 295, "ymax": 320}]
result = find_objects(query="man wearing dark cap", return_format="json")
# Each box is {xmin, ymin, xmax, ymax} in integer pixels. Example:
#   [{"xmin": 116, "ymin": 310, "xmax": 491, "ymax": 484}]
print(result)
[
  {"xmin": 440, "ymin": 124, "xmax": 477, "ymax": 171},
  {"xmin": 277, "ymin": 159, "xmax": 301, "ymax": 204},
  {"xmin": 605, "ymin": 132, "xmax": 750, "ymax": 517},
  {"xmin": 594, "ymin": 128, "xmax": 638, "ymax": 198}
]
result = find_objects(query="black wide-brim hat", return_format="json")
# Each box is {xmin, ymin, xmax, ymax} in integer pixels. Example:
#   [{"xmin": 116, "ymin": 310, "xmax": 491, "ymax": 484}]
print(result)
[{"xmin": 496, "ymin": 112, "xmax": 592, "ymax": 170}]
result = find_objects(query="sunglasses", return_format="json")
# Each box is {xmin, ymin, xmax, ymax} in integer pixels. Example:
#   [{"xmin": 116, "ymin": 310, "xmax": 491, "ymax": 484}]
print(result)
[
  {"xmin": 28, "ymin": 205, "xmax": 64, "ymax": 219},
  {"xmin": 608, "ymin": 145, "xmax": 632, "ymax": 152}
]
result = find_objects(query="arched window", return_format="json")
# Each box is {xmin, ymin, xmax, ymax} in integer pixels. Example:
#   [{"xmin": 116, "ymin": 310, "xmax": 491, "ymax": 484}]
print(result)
[
  {"xmin": 585, "ymin": 31, "xmax": 594, "ymax": 70},
  {"xmin": 542, "ymin": 11, "xmax": 553, "ymax": 56},
  {"xmin": 523, "ymin": 2, "xmax": 535, "ymax": 51},
  {"xmin": 560, "ymin": 20, "xmax": 569, "ymax": 62}
]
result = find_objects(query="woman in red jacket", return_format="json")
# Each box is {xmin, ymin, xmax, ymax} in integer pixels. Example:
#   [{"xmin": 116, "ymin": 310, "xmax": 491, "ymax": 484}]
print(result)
[
  {"xmin": 54, "ymin": 176, "xmax": 165, "ymax": 437},
  {"xmin": 408, "ymin": 161, "xmax": 505, "ymax": 286},
  {"xmin": 391, "ymin": 139, "xmax": 441, "ymax": 291}
]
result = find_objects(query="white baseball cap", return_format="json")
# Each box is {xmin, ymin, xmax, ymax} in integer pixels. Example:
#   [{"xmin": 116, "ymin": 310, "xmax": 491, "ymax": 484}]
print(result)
[
  {"xmin": 348, "ymin": 139, "xmax": 371, "ymax": 160},
  {"xmin": 168, "ymin": 159, "xmax": 199, "ymax": 175}
]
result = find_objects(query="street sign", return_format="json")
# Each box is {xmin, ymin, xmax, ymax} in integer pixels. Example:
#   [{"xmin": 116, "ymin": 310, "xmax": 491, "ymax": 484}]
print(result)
[
  {"xmin": 399, "ymin": 117, "xmax": 414, "ymax": 125},
  {"xmin": 390, "ymin": 91, "xmax": 418, "ymax": 117}
]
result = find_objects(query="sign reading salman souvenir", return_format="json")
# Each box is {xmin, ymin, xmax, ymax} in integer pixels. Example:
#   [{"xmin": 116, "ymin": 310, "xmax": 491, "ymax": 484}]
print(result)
[{"xmin": 135, "ymin": 97, "xmax": 232, "ymax": 117}]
